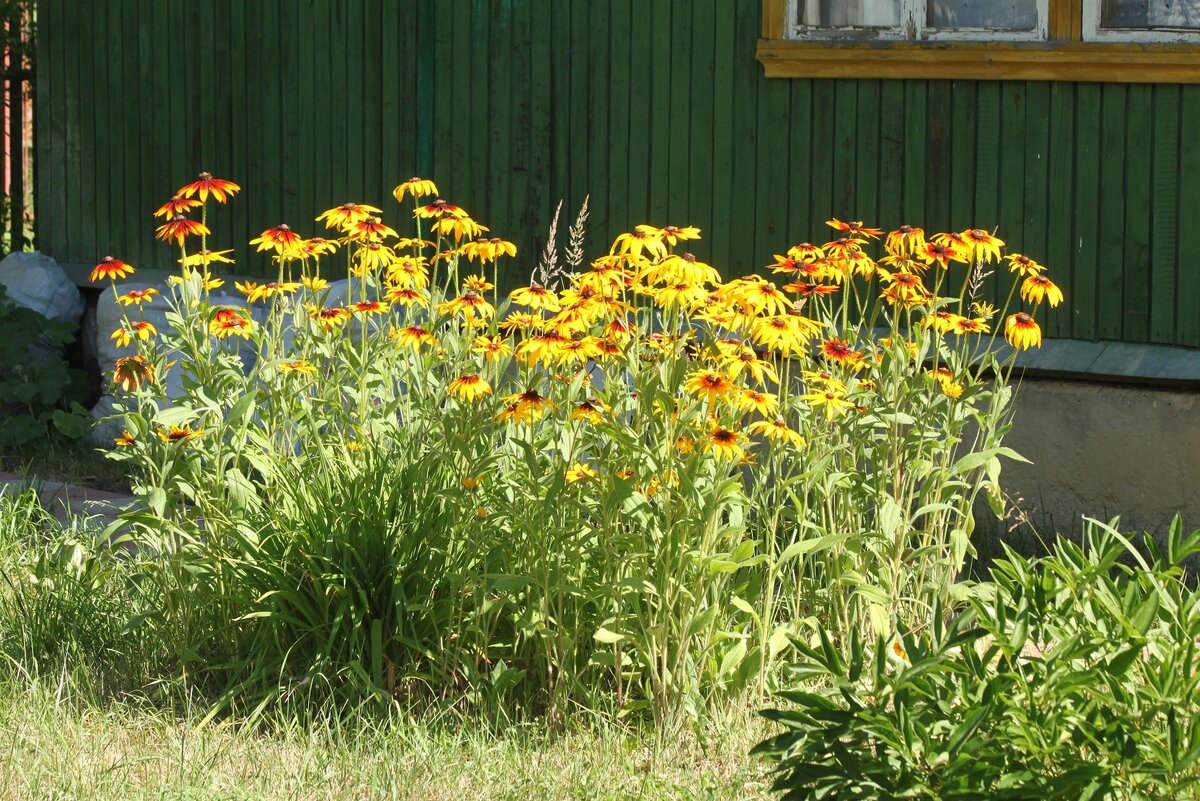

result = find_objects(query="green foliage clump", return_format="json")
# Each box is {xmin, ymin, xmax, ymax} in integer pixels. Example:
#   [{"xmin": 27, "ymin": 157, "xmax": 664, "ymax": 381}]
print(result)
[
  {"xmin": 755, "ymin": 517, "xmax": 1200, "ymax": 800},
  {"xmin": 0, "ymin": 283, "xmax": 91, "ymax": 446}
]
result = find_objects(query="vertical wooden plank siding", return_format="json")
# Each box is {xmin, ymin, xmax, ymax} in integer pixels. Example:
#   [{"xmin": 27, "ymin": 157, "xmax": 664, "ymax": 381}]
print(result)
[{"xmin": 33, "ymin": 0, "xmax": 1200, "ymax": 349}]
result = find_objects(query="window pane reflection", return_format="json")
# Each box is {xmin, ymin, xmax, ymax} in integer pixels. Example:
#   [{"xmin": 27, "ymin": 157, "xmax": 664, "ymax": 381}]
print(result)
[
  {"xmin": 797, "ymin": 0, "xmax": 901, "ymax": 27},
  {"xmin": 927, "ymin": 0, "xmax": 1039, "ymax": 29},
  {"xmin": 1101, "ymin": 0, "xmax": 1200, "ymax": 28}
]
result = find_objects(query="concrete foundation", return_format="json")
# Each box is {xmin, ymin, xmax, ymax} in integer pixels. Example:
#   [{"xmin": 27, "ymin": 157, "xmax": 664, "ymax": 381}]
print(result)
[{"xmin": 983, "ymin": 377, "xmax": 1199, "ymax": 550}]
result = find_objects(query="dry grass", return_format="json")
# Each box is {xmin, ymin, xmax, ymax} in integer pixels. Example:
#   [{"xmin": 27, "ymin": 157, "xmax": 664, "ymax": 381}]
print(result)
[{"xmin": 0, "ymin": 683, "xmax": 775, "ymax": 801}]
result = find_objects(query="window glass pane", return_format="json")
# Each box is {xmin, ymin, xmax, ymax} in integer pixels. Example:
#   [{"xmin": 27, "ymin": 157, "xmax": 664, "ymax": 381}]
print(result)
[
  {"xmin": 1101, "ymin": 0, "xmax": 1200, "ymax": 27},
  {"xmin": 927, "ymin": 0, "xmax": 1039, "ymax": 29},
  {"xmin": 797, "ymin": 0, "xmax": 901, "ymax": 27}
]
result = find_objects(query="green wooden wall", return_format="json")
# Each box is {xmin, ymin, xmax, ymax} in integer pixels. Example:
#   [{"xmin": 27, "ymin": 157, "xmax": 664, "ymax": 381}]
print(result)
[{"xmin": 35, "ymin": 0, "xmax": 1200, "ymax": 347}]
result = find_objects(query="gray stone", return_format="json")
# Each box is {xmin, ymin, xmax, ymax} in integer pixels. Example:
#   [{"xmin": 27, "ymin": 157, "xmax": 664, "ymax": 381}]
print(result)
[{"xmin": 0, "ymin": 251, "xmax": 84, "ymax": 325}]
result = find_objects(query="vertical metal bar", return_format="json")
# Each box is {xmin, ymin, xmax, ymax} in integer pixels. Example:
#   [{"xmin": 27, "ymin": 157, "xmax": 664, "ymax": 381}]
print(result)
[{"xmin": 7, "ymin": 2, "xmax": 24, "ymax": 251}]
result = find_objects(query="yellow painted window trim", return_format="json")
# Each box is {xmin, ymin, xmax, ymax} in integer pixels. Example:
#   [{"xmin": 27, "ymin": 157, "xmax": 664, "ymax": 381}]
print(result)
[{"xmin": 759, "ymin": 0, "xmax": 1200, "ymax": 83}]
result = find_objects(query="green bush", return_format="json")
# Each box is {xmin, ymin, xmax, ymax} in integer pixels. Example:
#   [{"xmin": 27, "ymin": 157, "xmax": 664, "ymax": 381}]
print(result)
[
  {"xmin": 754, "ymin": 517, "xmax": 1200, "ymax": 800},
  {"xmin": 0, "ymin": 283, "xmax": 91, "ymax": 446}
]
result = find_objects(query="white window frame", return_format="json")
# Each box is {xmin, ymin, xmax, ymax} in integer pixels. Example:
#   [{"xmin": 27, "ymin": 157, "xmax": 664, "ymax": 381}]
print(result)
[
  {"xmin": 1083, "ymin": 0, "xmax": 1200, "ymax": 42},
  {"xmin": 789, "ymin": 0, "xmax": 1050, "ymax": 42}
]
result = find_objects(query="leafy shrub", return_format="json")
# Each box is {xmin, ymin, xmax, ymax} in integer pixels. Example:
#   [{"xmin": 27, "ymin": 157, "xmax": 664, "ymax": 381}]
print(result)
[
  {"xmin": 0, "ymin": 283, "xmax": 91, "ymax": 446},
  {"xmin": 99, "ymin": 174, "xmax": 1058, "ymax": 721},
  {"xmin": 755, "ymin": 517, "xmax": 1200, "ymax": 800}
]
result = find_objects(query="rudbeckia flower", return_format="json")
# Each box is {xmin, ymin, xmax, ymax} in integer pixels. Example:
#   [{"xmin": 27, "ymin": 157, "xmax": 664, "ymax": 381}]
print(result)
[
  {"xmin": 462, "ymin": 275, "xmax": 494, "ymax": 293},
  {"xmin": 802, "ymin": 369, "xmax": 848, "ymax": 394},
  {"xmin": 392, "ymin": 325, "xmax": 437, "ymax": 350},
  {"xmin": 879, "ymin": 270, "xmax": 930, "ymax": 306},
  {"xmin": 209, "ymin": 308, "xmax": 255, "ymax": 339},
  {"xmin": 432, "ymin": 215, "xmax": 487, "ymax": 241},
  {"xmin": 884, "ymin": 225, "xmax": 926, "ymax": 256},
  {"xmin": 717, "ymin": 342, "xmax": 779, "ymax": 386},
  {"xmin": 393, "ymin": 177, "xmax": 439, "ymax": 203},
  {"xmin": 415, "ymin": 199, "xmax": 466, "ymax": 218},
  {"xmin": 277, "ymin": 360, "xmax": 317, "ymax": 376},
  {"xmin": 437, "ymin": 291, "xmax": 495, "ymax": 326},
  {"xmin": 922, "ymin": 311, "xmax": 962, "ymax": 335},
  {"xmin": 1005, "ymin": 312, "xmax": 1043, "ymax": 350},
  {"xmin": 565, "ymin": 463, "xmax": 598, "ymax": 483},
  {"xmin": 684, "ymin": 369, "xmax": 734, "ymax": 404},
  {"xmin": 90, "ymin": 256, "xmax": 135, "ymax": 283},
  {"xmin": 516, "ymin": 331, "xmax": 569, "ymax": 367},
  {"xmin": 385, "ymin": 286, "xmax": 429, "ymax": 308},
  {"xmin": 236, "ymin": 280, "xmax": 300, "ymax": 303},
  {"xmin": 652, "ymin": 280, "xmax": 708, "ymax": 312},
  {"xmin": 658, "ymin": 225, "xmax": 702, "ymax": 247},
  {"xmin": 298, "ymin": 237, "xmax": 339, "ymax": 258},
  {"xmin": 735, "ymin": 389, "xmax": 779, "ymax": 417},
  {"xmin": 116, "ymin": 288, "xmax": 158, "ymax": 306},
  {"xmin": 461, "ymin": 237, "xmax": 517, "ymax": 262},
  {"xmin": 704, "ymin": 426, "xmax": 747, "ymax": 461},
  {"xmin": 110, "ymin": 320, "xmax": 157, "ymax": 347},
  {"xmin": 180, "ymin": 249, "xmax": 235, "ymax": 268},
  {"xmin": 500, "ymin": 388, "xmax": 555, "ymax": 423},
  {"xmin": 158, "ymin": 424, "xmax": 204, "ymax": 443},
  {"xmin": 1020, "ymin": 274, "xmax": 1064, "ymax": 308},
  {"xmin": 306, "ymin": 305, "xmax": 352, "ymax": 331},
  {"xmin": 726, "ymin": 277, "xmax": 791, "ymax": 317},
  {"xmin": 510, "ymin": 283, "xmax": 562, "ymax": 312},
  {"xmin": 347, "ymin": 216, "xmax": 399, "ymax": 242},
  {"xmin": 499, "ymin": 312, "xmax": 540, "ymax": 335},
  {"xmin": 250, "ymin": 224, "xmax": 302, "ymax": 255},
  {"xmin": 826, "ymin": 218, "xmax": 882, "ymax": 239},
  {"xmin": 386, "ymin": 256, "xmax": 430, "ymax": 289},
  {"xmin": 612, "ymin": 225, "xmax": 667, "ymax": 259},
  {"xmin": 177, "ymin": 172, "xmax": 240, "ymax": 203},
  {"xmin": 303, "ymin": 275, "xmax": 331, "ymax": 292},
  {"xmin": 315, "ymin": 202, "xmax": 382, "ymax": 231},
  {"xmin": 1006, "ymin": 253, "xmax": 1045, "ymax": 277},
  {"xmin": 917, "ymin": 240, "xmax": 967, "ymax": 270},
  {"xmin": 953, "ymin": 317, "xmax": 990, "ymax": 335},
  {"xmin": 153, "ymin": 195, "xmax": 202, "ymax": 219},
  {"xmin": 448, "ymin": 373, "xmax": 492, "ymax": 401},
  {"xmin": 112, "ymin": 355, "xmax": 153, "ymax": 392},
  {"xmin": 787, "ymin": 242, "xmax": 825, "ymax": 262},
  {"xmin": 472, "ymin": 335, "xmax": 512, "ymax": 362},
  {"xmin": 114, "ymin": 432, "xmax": 137, "ymax": 447},
  {"xmin": 800, "ymin": 387, "xmax": 854, "ymax": 420},
  {"xmin": 570, "ymin": 398, "xmax": 607, "ymax": 424},
  {"xmin": 961, "ymin": 228, "xmax": 1005, "ymax": 263},
  {"xmin": 353, "ymin": 242, "xmax": 397, "ymax": 275},
  {"xmin": 819, "ymin": 337, "xmax": 862, "ymax": 366},
  {"xmin": 747, "ymin": 418, "xmax": 806, "ymax": 448},
  {"xmin": 751, "ymin": 314, "xmax": 822, "ymax": 356},
  {"xmin": 352, "ymin": 300, "xmax": 390, "ymax": 316}
]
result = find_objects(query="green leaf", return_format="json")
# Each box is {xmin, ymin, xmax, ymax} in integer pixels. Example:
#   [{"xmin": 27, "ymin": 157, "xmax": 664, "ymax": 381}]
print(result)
[{"xmin": 593, "ymin": 627, "xmax": 624, "ymax": 644}]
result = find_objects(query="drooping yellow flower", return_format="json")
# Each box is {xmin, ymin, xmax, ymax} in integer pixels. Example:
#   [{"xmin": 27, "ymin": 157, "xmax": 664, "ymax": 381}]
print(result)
[
  {"xmin": 392, "ymin": 325, "xmax": 437, "ymax": 350},
  {"xmin": 384, "ymin": 286, "xmax": 429, "ymax": 308},
  {"xmin": 116, "ymin": 288, "xmax": 158, "ymax": 306},
  {"xmin": 735, "ymin": 389, "xmax": 779, "ymax": 417},
  {"xmin": 393, "ymin": 177, "xmax": 439, "ymax": 203},
  {"xmin": 154, "ymin": 216, "xmax": 210, "ymax": 247},
  {"xmin": 177, "ymin": 172, "xmax": 240, "ymax": 204},
  {"xmin": 658, "ymin": 225, "xmax": 702, "ymax": 247},
  {"xmin": 347, "ymin": 216, "xmax": 399, "ymax": 242},
  {"xmin": 114, "ymin": 431, "xmax": 137, "ymax": 447},
  {"xmin": 306, "ymin": 305, "xmax": 352, "ymax": 331},
  {"xmin": 235, "ymin": 280, "xmax": 300, "ymax": 303},
  {"xmin": 565, "ymin": 462, "xmax": 598, "ymax": 483},
  {"xmin": 751, "ymin": 313, "xmax": 823, "ymax": 356},
  {"xmin": 509, "ymin": 283, "xmax": 562, "ymax": 312},
  {"xmin": 1020, "ymin": 274, "xmax": 1064, "ymax": 308},
  {"xmin": 415, "ymin": 198, "xmax": 467, "ymax": 219},
  {"xmin": 315, "ymin": 202, "xmax": 382, "ymax": 231},
  {"xmin": 961, "ymin": 228, "xmax": 1005, "ymax": 263},
  {"xmin": 652, "ymin": 280, "xmax": 708, "ymax": 312},
  {"xmin": 437, "ymin": 290, "xmax": 494, "ymax": 326},
  {"xmin": 570, "ymin": 398, "xmax": 607, "ymax": 425},
  {"xmin": 460, "ymin": 237, "xmax": 517, "ymax": 262},
  {"xmin": 432, "ymin": 215, "xmax": 487, "ymax": 241},
  {"xmin": 1005, "ymin": 312, "xmax": 1042, "ymax": 350},
  {"xmin": 352, "ymin": 300, "xmax": 390, "ymax": 316},
  {"xmin": 612, "ymin": 225, "xmax": 667, "ymax": 260},
  {"xmin": 90, "ymin": 256, "xmax": 135, "ymax": 283},
  {"xmin": 747, "ymin": 418, "xmax": 806, "ymax": 448},
  {"xmin": 726, "ymin": 277, "xmax": 792, "ymax": 317},
  {"xmin": 922, "ymin": 311, "xmax": 963, "ymax": 335},
  {"xmin": 353, "ymin": 242, "xmax": 397, "ymax": 276},
  {"xmin": 819, "ymin": 337, "xmax": 863, "ymax": 367},
  {"xmin": 153, "ymin": 195, "xmax": 202, "ymax": 219},
  {"xmin": 462, "ymin": 274, "xmax": 495, "ymax": 293},
  {"xmin": 112, "ymin": 355, "xmax": 153, "ymax": 392},
  {"xmin": 953, "ymin": 317, "xmax": 991, "ymax": 335},
  {"xmin": 802, "ymin": 369, "xmax": 848, "ymax": 394},
  {"xmin": 879, "ymin": 270, "xmax": 930, "ymax": 307},
  {"xmin": 298, "ymin": 237, "xmax": 339, "ymax": 258},
  {"xmin": 516, "ymin": 331, "xmax": 569, "ymax": 367},
  {"xmin": 499, "ymin": 388, "xmax": 555, "ymax": 423},
  {"xmin": 884, "ymin": 225, "xmax": 926, "ymax": 256},
  {"xmin": 250, "ymin": 224, "xmax": 302, "ymax": 255},
  {"xmin": 499, "ymin": 312, "xmax": 540, "ymax": 335},
  {"xmin": 303, "ymin": 275, "xmax": 331, "ymax": 292},
  {"xmin": 917, "ymin": 240, "xmax": 967, "ymax": 270},
  {"xmin": 448, "ymin": 373, "xmax": 492, "ymax": 401},
  {"xmin": 717, "ymin": 342, "xmax": 779, "ymax": 386},
  {"xmin": 971, "ymin": 301, "xmax": 999, "ymax": 320}
]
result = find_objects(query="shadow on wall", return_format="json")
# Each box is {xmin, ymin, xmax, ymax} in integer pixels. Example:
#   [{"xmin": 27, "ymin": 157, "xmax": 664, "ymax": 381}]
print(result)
[{"xmin": 973, "ymin": 377, "xmax": 1199, "ymax": 562}]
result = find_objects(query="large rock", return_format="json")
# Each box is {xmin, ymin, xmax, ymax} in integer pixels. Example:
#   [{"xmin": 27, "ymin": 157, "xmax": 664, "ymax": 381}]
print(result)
[{"xmin": 0, "ymin": 251, "xmax": 85, "ymax": 325}]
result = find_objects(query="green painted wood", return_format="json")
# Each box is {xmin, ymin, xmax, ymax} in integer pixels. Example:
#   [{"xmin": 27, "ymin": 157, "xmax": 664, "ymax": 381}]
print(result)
[{"xmin": 32, "ymin": 0, "xmax": 1200, "ymax": 349}]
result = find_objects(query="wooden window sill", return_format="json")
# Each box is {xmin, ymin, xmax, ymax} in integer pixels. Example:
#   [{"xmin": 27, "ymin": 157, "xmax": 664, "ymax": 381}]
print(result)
[{"xmin": 756, "ymin": 39, "xmax": 1200, "ymax": 83}]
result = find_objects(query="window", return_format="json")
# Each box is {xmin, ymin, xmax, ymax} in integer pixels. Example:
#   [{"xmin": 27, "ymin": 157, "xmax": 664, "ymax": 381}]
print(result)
[{"xmin": 758, "ymin": 0, "xmax": 1200, "ymax": 83}]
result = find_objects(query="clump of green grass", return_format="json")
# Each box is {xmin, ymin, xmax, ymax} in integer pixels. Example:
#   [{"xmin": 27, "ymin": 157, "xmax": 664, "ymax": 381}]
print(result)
[{"xmin": 0, "ymin": 680, "xmax": 773, "ymax": 801}]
